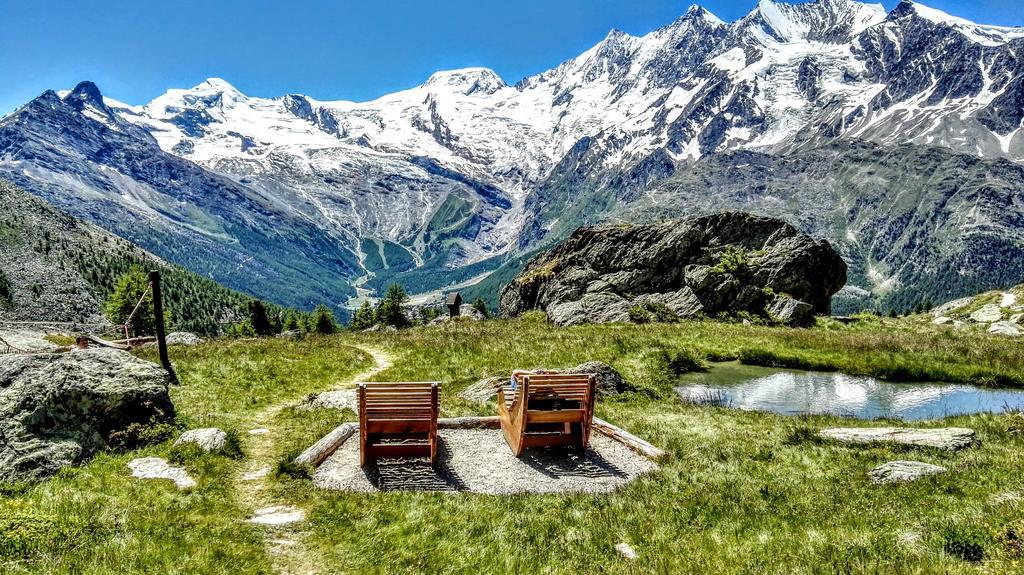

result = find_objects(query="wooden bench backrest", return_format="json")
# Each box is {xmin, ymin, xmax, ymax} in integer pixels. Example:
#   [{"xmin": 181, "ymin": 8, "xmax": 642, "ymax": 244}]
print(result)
[
  {"xmin": 358, "ymin": 382, "xmax": 439, "ymax": 432},
  {"xmin": 519, "ymin": 374, "xmax": 595, "ymax": 424}
]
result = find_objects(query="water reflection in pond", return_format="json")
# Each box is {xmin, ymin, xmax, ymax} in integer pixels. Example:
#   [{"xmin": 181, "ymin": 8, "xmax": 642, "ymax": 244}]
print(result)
[{"xmin": 675, "ymin": 363, "xmax": 1024, "ymax": 421}]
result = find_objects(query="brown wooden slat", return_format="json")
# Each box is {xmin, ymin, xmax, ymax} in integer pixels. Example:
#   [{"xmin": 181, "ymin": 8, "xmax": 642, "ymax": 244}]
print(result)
[
  {"xmin": 522, "ymin": 434, "xmax": 576, "ymax": 448},
  {"xmin": 365, "ymin": 421, "xmax": 432, "ymax": 434},
  {"xmin": 527, "ymin": 409, "xmax": 586, "ymax": 423},
  {"xmin": 367, "ymin": 444, "xmax": 432, "ymax": 458}
]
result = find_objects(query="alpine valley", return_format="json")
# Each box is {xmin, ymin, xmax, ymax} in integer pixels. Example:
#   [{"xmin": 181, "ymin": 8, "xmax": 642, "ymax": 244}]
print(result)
[{"xmin": 2, "ymin": 0, "xmax": 1023, "ymax": 316}]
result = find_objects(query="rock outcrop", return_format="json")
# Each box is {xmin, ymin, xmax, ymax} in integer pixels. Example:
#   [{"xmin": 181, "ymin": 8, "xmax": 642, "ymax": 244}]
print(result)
[
  {"xmin": 500, "ymin": 212, "xmax": 847, "ymax": 327},
  {"xmin": 869, "ymin": 460, "xmax": 947, "ymax": 484},
  {"xmin": 0, "ymin": 349, "xmax": 174, "ymax": 481},
  {"xmin": 819, "ymin": 427, "xmax": 976, "ymax": 451},
  {"xmin": 460, "ymin": 361, "xmax": 635, "ymax": 403}
]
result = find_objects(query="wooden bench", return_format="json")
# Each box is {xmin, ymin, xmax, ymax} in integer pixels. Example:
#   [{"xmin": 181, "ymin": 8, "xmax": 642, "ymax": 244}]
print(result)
[
  {"xmin": 358, "ymin": 382, "xmax": 439, "ymax": 467},
  {"xmin": 497, "ymin": 373, "xmax": 596, "ymax": 456}
]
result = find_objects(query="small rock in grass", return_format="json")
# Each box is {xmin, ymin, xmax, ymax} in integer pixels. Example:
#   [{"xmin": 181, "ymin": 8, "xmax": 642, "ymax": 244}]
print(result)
[
  {"xmin": 932, "ymin": 316, "xmax": 953, "ymax": 325},
  {"xmin": 165, "ymin": 332, "xmax": 203, "ymax": 346},
  {"xmin": 248, "ymin": 428, "xmax": 270, "ymax": 435},
  {"xmin": 615, "ymin": 542, "xmax": 638, "ymax": 560},
  {"xmin": 1000, "ymin": 293, "xmax": 1017, "ymax": 308},
  {"xmin": 988, "ymin": 321, "xmax": 1022, "ymax": 337},
  {"xmin": 249, "ymin": 505, "xmax": 305, "ymax": 525},
  {"xmin": 306, "ymin": 389, "xmax": 357, "ymax": 411},
  {"xmin": 993, "ymin": 492, "xmax": 1021, "ymax": 504},
  {"xmin": 128, "ymin": 457, "xmax": 195, "ymax": 489},
  {"xmin": 869, "ymin": 461, "xmax": 947, "ymax": 484},
  {"xmin": 175, "ymin": 428, "xmax": 228, "ymax": 452}
]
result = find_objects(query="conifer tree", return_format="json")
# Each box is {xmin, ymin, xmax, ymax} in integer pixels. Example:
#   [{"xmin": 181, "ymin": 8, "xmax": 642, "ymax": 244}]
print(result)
[
  {"xmin": 471, "ymin": 297, "xmax": 490, "ymax": 318},
  {"xmin": 350, "ymin": 300, "xmax": 375, "ymax": 330},
  {"xmin": 313, "ymin": 304, "xmax": 338, "ymax": 334},
  {"xmin": 374, "ymin": 284, "xmax": 410, "ymax": 328},
  {"xmin": 248, "ymin": 300, "xmax": 273, "ymax": 336},
  {"xmin": 104, "ymin": 265, "xmax": 163, "ymax": 336}
]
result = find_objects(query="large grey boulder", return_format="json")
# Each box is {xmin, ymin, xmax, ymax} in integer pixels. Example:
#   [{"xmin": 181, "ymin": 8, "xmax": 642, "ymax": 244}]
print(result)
[
  {"xmin": 819, "ymin": 427, "xmax": 976, "ymax": 451},
  {"xmin": 460, "ymin": 361, "xmax": 634, "ymax": 403},
  {"xmin": 567, "ymin": 361, "xmax": 636, "ymax": 397},
  {"xmin": 869, "ymin": 460, "xmax": 947, "ymax": 484},
  {"xmin": 500, "ymin": 212, "xmax": 846, "ymax": 327},
  {"xmin": 1, "ymin": 349, "xmax": 174, "ymax": 482}
]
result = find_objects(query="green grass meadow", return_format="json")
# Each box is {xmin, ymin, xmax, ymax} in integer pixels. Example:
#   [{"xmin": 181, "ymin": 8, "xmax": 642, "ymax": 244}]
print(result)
[{"xmin": 3, "ymin": 316, "xmax": 1023, "ymax": 573}]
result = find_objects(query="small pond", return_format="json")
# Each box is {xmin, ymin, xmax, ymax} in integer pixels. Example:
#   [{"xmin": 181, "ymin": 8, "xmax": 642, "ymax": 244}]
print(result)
[{"xmin": 675, "ymin": 362, "xmax": 1024, "ymax": 421}]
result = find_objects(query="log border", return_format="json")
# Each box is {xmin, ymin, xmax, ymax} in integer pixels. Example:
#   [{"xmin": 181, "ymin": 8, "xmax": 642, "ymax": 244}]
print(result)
[{"xmin": 294, "ymin": 415, "xmax": 664, "ymax": 469}]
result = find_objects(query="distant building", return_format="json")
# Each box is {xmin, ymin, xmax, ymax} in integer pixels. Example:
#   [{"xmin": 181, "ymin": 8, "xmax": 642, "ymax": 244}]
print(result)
[{"xmin": 446, "ymin": 292, "xmax": 463, "ymax": 318}]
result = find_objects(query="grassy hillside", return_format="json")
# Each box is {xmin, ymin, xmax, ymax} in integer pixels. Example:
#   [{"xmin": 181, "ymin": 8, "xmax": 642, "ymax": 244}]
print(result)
[
  {"xmin": 0, "ymin": 180, "xmax": 267, "ymax": 335},
  {"xmin": 3, "ymin": 316, "xmax": 1023, "ymax": 573}
]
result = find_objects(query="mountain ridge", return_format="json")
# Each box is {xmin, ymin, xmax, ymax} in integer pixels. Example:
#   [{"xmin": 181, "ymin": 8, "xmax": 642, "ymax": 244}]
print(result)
[{"xmin": 1, "ymin": 0, "xmax": 1022, "ymax": 314}]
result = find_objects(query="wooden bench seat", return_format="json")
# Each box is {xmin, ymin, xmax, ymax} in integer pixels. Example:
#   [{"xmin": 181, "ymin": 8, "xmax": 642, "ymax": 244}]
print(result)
[
  {"xmin": 358, "ymin": 382, "xmax": 439, "ymax": 466},
  {"xmin": 497, "ymin": 373, "xmax": 596, "ymax": 456}
]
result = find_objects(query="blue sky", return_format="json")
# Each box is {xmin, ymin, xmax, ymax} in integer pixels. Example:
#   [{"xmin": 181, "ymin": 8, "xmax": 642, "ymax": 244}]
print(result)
[{"xmin": 1, "ymin": 0, "xmax": 1021, "ymax": 115}]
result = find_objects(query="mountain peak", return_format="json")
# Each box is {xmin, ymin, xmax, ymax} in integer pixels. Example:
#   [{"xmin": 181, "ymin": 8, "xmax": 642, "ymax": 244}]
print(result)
[
  {"xmin": 683, "ymin": 4, "xmax": 725, "ymax": 26},
  {"xmin": 191, "ymin": 77, "xmax": 243, "ymax": 95},
  {"xmin": 744, "ymin": 0, "xmax": 886, "ymax": 42},
  {"xmin": 62, "ymin": 81, "xmax": 108, "ymax": 113},
  {"xmin": 422, "ymin": 68, "xmax": 508, "ymax": 96}
]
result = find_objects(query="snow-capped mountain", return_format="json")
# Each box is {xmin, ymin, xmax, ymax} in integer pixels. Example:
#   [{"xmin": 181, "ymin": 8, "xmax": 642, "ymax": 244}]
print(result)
[{"xmin": 1, "ymin": 0, "xmax": 1023, "ymax": 313}]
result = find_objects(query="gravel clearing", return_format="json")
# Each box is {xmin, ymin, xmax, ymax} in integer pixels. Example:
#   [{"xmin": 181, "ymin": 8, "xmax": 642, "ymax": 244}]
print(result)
[{"xmin": 313, "ymin": 428, "xmax": 657, "ymax": 494}]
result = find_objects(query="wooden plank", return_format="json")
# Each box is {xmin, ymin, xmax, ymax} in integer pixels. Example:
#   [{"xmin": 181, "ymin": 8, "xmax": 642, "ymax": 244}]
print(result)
[
  {"xmin": 522, "ymin": 434, "xmax": 576, "ymax": 448},
  {"xmin": 368, "ymin": 443, "xmax": 432, "ymax": 458},
  {"xmin": 526, "ymin": 409, "xmax": 586, "ymax": 423},
  {"xmin": 365, "ymin": 421, "xmax": 432, "ymax": 434}
]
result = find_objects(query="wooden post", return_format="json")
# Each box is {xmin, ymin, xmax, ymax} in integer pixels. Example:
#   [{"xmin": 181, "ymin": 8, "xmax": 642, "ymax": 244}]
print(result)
[{"xmin": 149, "ymin": 270, "xmax": 175, "ymax": 380}]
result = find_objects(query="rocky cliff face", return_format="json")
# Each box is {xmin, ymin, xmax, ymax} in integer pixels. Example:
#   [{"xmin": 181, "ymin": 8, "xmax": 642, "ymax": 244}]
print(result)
[{"xmin": 499, "ymin": 212, "xmax": 847, "ymax": 326}]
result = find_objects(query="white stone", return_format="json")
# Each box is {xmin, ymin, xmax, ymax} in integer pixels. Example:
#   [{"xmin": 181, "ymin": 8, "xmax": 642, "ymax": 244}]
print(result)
[
  {"xmin": 241, "ymin": 467, "xmax": 272, "ymax": 481},
  {"xmin": 248, "ymin": 428, "xmax": 270, "ymax": 435},
  {"xmin": 819, "ymin": 427, "xmax": 976, "ymax": 451},
  {"xmin": 1010, "ymin": 314, "xmax": 1023, "ymax": 324},
  {"xmin": 969, "ymin": 304, "xmax": 1003, "ymax": 323},
  {"xmin": 165, "ymin": 332, "xmax": 203, "ymax": 345},
  {"xmin": 175, "ymin": 428, "xmax": 228, "ymax": 452},
  {"xmin": 869, "ymin": 460, "xmax": 947, "ymax": 484},
  {"xmin": 931, "ymin": 316, "xmax": 953, "ymax": 325},
  {"xmin": 249, "ymin": 505, "xmax": 305, "ymax": 525},
  {"xmin": 305, "ymin": 389, "xmax": 357, "ymax": 411},
  {"xmin": 128, "ymin": 457, "xmax": 196, "ymax": 489},
  {"xmin": 615, "ymin": 542, "xmax": 638, "ymax": 560},
  {"xmin": 989, "ymin": 321, "xmax": 1022, "ymax": 337},
  {"xmin": 1000, "ymin": 292, "xmax": 1017, "ymax": 308},
  {"xmin": 993, "ymin": 491, "xmax": 1021, "ymax": 504}
]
